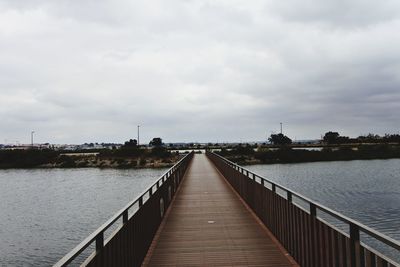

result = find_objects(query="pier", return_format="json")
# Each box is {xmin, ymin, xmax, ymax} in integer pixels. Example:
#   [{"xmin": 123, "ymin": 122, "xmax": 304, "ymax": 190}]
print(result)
[
  {"xmin": 55, "ymin": 151, "xmax": 400, "ymax": 267},
  {"xmin": 143, "ymin": 154, "xmax": 296, "ymax": 266}
]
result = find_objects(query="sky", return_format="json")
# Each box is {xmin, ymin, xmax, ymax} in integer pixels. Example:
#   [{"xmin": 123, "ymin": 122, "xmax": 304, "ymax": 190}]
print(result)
[{"xmin": 1, "ymin": 0, "xmax": 400, "ymax": 144}]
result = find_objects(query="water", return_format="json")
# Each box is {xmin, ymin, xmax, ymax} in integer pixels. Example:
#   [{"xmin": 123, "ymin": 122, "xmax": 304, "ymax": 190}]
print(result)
[
  {"xmin": 247, "ymin": 159, "xmax": 400, "ymax": 261},
  {"xmin": 0, "ymin": 167, "xmax": 167, "ymax": 266}
]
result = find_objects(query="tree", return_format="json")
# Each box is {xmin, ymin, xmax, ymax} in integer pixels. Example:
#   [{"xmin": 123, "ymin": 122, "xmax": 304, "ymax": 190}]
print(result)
[
  {"xmin": 149, "ymin": 137, "xmax": 163, "ymax": 147},
  {"xmin": 268, "ymin": 133, "xmax": 292, "ymax": 145},
  {"xmin": 383, "ymin": 134, "xmax": 400, "ymax": 143},
  {"xmin": 323, "ymin": 131, "xmax": 340, "ymax": 144},
  {"xmin": 357, "ymin": 133, "xmax": 381, "ymax": 143},
  {"xmin": 323, "ymin": 132, "xmax": 351, "ymax": 144},
  {"xmin": 123, "ymin": 139, "xmax": 137, "ymax": 148}
]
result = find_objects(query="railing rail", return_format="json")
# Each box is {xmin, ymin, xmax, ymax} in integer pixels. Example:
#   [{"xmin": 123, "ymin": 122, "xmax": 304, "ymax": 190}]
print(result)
[
  {"xmin": 207, "ymin": 151, "xmax": 400, "ymax": 267},
  {"xmin": 54, "ymin": 151, "xmax": 194, "ymax": 267}
]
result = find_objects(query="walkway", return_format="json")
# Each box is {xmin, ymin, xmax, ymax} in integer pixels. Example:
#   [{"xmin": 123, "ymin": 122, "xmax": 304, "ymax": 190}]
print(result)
[{"xmin": 143, "ymin": 154, "xmax": 298, "ymax": 266}]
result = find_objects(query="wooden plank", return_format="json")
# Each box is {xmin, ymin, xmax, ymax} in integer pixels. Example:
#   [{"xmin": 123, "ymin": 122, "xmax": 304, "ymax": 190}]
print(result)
[{"xmin": 143, "ymin": 154, "xmax": 298, "ymax": 267}]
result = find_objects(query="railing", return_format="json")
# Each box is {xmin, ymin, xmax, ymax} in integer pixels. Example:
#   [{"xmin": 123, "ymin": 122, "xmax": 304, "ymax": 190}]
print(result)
[
  {"xmin": 207, "ymin": 151, "xmax": 400, "ymax": 267},
  {"xmin": 54, "ymin": 151, "xmax": 194, "ymax": 267}
]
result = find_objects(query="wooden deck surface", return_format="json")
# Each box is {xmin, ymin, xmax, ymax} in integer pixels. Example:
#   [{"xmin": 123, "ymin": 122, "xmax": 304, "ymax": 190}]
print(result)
[{"xmin": 143, "ymin": 154, "xmax": 298, "ymax": 267}]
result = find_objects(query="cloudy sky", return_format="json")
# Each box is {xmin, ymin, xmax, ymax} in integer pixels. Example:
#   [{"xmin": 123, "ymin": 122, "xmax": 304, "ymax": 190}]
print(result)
[{"xmin": 1, "ymin": 0, "xmax": 400, "ymax": 144}]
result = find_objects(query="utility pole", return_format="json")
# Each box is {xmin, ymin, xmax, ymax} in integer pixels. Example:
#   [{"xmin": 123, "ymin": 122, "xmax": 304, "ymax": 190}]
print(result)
[
  {"xmin": 31, "ymin": 131, "xmax": 35, "ymax": 147},
  {"xmin": 280, "ymin": 122, "xmax": 283, "ymax": 134},
  {"xmin": 137, "ymin": 125, "xmax": 140, "ymax": 146}
]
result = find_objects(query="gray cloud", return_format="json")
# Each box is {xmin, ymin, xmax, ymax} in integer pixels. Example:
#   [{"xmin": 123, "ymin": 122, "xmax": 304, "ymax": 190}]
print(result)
[
  {"xmin": 266, "ymin": 0, "xmax": 400, "ymax": 27},
  {"xmin": 0, "ymin": 0, "xmax": 399, "ymax": 144}
]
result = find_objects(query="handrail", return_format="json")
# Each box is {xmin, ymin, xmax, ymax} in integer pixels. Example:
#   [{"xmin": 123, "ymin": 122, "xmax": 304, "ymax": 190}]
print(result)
[
  {"xmin": 207, "ymin": 151, "xmax": 400, "ymax": 265},
  {"xmin": 54, "ymin": 151, "xmax": 194, "ymax": 267}
]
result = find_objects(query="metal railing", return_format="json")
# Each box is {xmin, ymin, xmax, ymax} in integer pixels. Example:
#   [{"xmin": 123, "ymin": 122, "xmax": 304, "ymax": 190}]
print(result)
[
  {"xmin": 54, "ymin": 151, "xmax": 194, "ymax": 267},
  {"xmin": 207, "ymin": 151, "xmax": 400, "ymax": 267}
]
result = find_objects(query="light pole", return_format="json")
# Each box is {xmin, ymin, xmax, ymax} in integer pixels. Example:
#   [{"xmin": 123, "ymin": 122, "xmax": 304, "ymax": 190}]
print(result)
[
  {"xmin": 280, "ymin": 122, "xmax": 283, "ymax": 134},
  {"xmin": 137, "ymin": 125, "xmax": 140, "ymax": 146},
  {"xmin": 31, "ymin": 131, "xmax": 35, "ymax": 147}
]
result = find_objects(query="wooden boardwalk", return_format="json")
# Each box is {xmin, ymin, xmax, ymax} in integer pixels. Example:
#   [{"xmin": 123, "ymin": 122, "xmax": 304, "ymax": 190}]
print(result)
[{"xmin": 143, "ymin": 154, "xmax": 298, "ymax": 267}]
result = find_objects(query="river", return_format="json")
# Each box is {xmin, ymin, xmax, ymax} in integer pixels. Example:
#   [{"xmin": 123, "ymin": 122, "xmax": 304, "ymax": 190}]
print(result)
[
  {"xmin": 0, "ymin": 167, "xmax": 168, "ymax": 266},
  {"xmin": 0, "ymin": 159, "xmax": 399, "ymax": 266}
]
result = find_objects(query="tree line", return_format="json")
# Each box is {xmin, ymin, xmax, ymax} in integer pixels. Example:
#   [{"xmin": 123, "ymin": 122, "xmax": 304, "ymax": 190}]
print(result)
[{"xmin": 268, "ymin": 132, "xmax": 400, "ymax": 145}]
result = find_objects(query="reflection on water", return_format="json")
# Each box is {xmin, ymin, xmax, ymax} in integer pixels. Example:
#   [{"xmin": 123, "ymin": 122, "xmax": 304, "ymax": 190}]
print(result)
[
  {"xmin": 0, "ymin": 167, "xmax": 167, "ymax": 266},
  {"xmin": 247, "ymin": 159, "xmax": 400, "ymax": 261}
]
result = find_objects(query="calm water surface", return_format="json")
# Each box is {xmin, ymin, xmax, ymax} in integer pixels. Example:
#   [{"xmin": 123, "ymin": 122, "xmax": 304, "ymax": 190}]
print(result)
[
  {"xmin": 247, "ymin": 159, "xmax": 400, "ymax": 261},
  {"xmin": 0, "ymin": 168, "xmax": 167, "ymax": 266}
]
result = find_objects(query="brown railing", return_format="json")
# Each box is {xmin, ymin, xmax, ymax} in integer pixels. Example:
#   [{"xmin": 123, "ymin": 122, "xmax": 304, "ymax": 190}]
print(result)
[
  {"xmin": 54, "ymin": 151, "xmax": 194, "ymax": 267},
  {"xmin": 207, "ymin": 151, "xmax": 400, "ymax": 267}
]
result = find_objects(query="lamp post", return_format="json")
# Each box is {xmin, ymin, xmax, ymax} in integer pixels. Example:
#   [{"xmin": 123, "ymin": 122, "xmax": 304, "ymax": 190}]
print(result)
[
  {"xmin": 280, "ymin": 123, "xmax": 283, "ymax": 134},
  {"xmin": 31, "ymin": 131, "xmax": 35, "ymax": 148},
  {"xmin": 137, "ymin": 125, "xmax": 140, "ymax": 146}
]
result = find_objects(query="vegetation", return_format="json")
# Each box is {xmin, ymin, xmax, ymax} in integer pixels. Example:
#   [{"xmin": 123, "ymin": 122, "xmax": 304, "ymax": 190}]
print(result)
[
  {"xmin": 149, "ymin": 137, "xmax": 163, "ymax": 147},
  {"xmin": 0, "ymin": 137, "xmax": 178, "ymax": 169},
  {"xmin": 323, "ymin": 132, "xmax": 400, "ymax": 145},
  {"xmin": 268, "ymin": 133, "xmax": 292, "ymax": 145},
  {"xmin": 2, "ymin": 131, "xmax": 400, "ymax": 168},
  {"xmin": 0, "ymin": 149, "xmax": 59, "ymax": 168},
  {"xmin": 217, "ymin": 144, "xmax": 400, "ymax": 165}
]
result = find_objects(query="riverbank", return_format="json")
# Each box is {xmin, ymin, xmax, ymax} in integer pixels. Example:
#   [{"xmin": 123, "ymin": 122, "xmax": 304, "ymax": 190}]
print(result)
[
  {"xmin": 0, "ymin": 148, "xmax": 182, "ymax": 169},
  {"xmin": 218, "ymin": 144, "xmax": 400, "ymax": 165}
]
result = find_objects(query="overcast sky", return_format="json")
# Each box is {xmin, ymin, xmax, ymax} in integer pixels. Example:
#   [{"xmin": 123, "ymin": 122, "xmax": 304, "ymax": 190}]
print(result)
[{"xmin": 1, "ymin": 0, "xmax": 400, "ymax": 144}]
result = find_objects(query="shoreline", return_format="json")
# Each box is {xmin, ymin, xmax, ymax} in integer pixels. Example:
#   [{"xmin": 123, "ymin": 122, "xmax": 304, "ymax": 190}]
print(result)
[
  {"xmin": 217, "ymin": 145, "xmax": 400, "ymax": 166},
  {"xmin": 0, "ymin": 153, "xmax": 182, "ymax": 169},
  {"xmin": 227, "ymin": 156, "xmax": 400, "ymax": 166}
]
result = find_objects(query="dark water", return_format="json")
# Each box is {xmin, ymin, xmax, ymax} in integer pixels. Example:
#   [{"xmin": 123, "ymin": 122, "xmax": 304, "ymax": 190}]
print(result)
[
  {"xmin": 0, "ymin": 168, "xmax": 167, "ymax": 266},
  {"xmin": 247, "ymin": 159, "xmax": 400, "ymax": 262}
]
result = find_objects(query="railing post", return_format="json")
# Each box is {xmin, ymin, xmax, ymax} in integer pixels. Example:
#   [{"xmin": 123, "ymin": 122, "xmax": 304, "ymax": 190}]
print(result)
[
  {"xmin": 139, "ymin": 196, "xmax": 143, "ymax": 207},
  {"xmin": 287, "ymin": 191, "xmax": 292, "ymax": 202},
  {"xmin": 310, "ymin": 203, "xmax": 318, "ymax": 267},
  {"xmin": 272, "ymin": 184, "xmax": 276, "ymax": 192},
  {"xmin": 252, "ymin": 173, "xmax": 256, "ymax": 181},
  {"xmin": 123, "ymin": 210, "xmax": 128, "ymax": 224},
  {"xmin": 350, "ymin": 223, "xmax": 361, "ymax": 267},
  {"xmin": 149, "ymin": 187, "xmax": 153, "ymax": 196},
  {"xmin": 96, "ymin": 232, "xmax": 104, "ymax": 252},
  {"xmin": 310, "ymin": 203, "xmax": 317, "ymax": 217}
]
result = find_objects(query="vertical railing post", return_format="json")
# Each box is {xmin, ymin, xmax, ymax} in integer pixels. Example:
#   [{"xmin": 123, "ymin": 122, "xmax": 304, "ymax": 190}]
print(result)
[
  {"xmin": 96, "ymin": 232, "xmax": 104, "ymax": 252},
  {"xmin": 139, "ymin": 196, "xmax": 143, "ymax": 207},
  {"xmin": 350, "ymin": 223, "xmax": 360, "ymax": 267},
  {"xmin": 287, "ymin": 191, "xmax": 292, "ymax": 202},
  {"xmin": 310, "ymin": 203, "xmax": 317, "ymax": 267},
  {"xmin": 272, "ymin": 184, "xmax": 276, "ymax": 192},
  {"xmin": 123, "ymin": 210, "xmax": 128, "ymax": 224},
  {"xmin": 310, "ymin": 203, "xmax": 317, "ymax": 217},
  {"xmin": 286, "ymin": 190, "xmax": 293, "ymax": 255}
]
